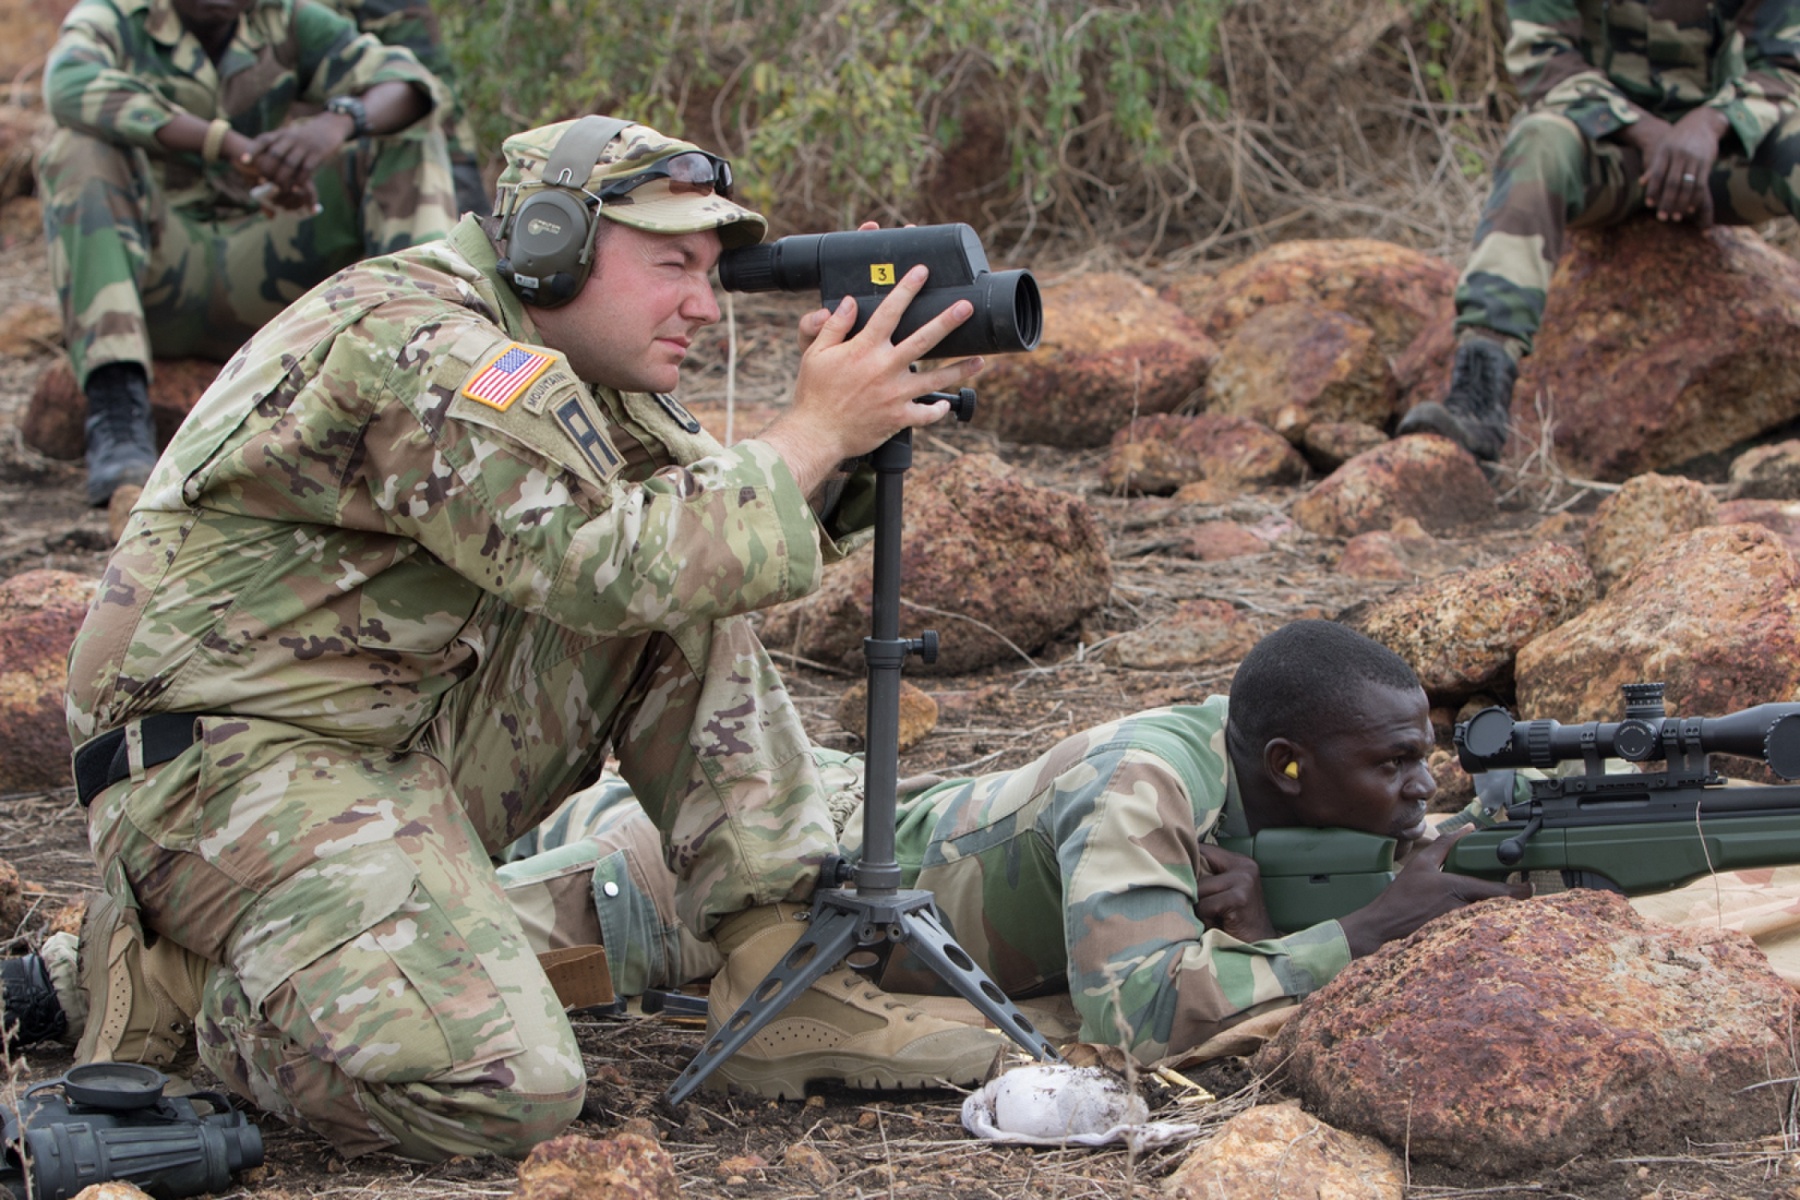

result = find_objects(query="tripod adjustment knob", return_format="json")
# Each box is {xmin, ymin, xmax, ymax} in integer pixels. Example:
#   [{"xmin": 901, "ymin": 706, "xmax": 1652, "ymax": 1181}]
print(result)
[{"xmin": 909, "ymin": 630, "xmax": 939, "ymax": 665}]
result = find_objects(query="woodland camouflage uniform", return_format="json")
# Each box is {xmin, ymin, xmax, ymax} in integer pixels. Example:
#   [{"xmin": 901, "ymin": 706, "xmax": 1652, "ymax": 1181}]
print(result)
[
  {"xmin": 323, "ymin": 0, "xmax": 489, "ymax": 215},
  {"xmin": 61, "ymin": 121, "xmax": 868, "ymax": 1159},
  {"xmin": 1459, "ymin": 0, "xmax": 1800, "ymax": 350},
  {"xmin": 503, "ymin": 700, "xmax": 1355, "ymax": 1064},
  {"xmin": 39, "ymin": 0, "xmax": 459, "ymax": 391}
]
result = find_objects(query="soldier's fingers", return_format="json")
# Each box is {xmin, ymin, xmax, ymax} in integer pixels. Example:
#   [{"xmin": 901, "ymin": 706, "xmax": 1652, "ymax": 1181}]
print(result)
[
  {"xmin": 805, "ymin": 296, "xmax": 859, "ymax": 351},
  {"xmin": 858, "ymin": 264, "xmax": 930, "ymax": 343},
  {"xmin": 893, "ymin": 297, "xmax": 973, "ymax": 362}
]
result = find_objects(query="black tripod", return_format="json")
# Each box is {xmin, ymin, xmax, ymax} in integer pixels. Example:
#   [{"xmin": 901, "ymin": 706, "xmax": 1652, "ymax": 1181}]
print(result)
[{"xmin": 666, "ymin": 406, "xmax": 1064, "ymax": 1106}]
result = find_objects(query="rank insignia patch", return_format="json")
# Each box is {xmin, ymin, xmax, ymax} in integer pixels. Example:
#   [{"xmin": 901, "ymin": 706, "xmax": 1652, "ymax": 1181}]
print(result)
[
  {"xmin": 462, "ymin": 344, "xmax": 555, "ymax": 411},
  {"xmin": 555, "ymin": 396, "xmax": 623, "ymax": 478}
]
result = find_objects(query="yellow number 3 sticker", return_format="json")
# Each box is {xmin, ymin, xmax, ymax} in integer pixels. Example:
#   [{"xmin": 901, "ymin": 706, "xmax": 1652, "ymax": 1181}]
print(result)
[{"xmin": 870, "ymin": 263, "xmax": 896, "ymax": 286}]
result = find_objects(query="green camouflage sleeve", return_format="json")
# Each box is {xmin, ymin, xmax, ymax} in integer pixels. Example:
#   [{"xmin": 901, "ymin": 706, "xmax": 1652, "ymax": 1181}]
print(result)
[
  {"xmin": 340, "ymin": 317, "xmax": 827, "ymax": 640},
  {"xmin": 43, "ymin": 0, "xmax": 181, "ymax": 148},
  {"xmin": 293, "ymin": 0, "xmax": 448, "ymax": 115},
  {"xmin": 1505, "ymin": 0, "xmax": 1641, "ymax": 139},
  {"xmin": 1056, "ymin": 735, "xmax": 1352, "ymax": 1061},
  {"xmin": 1706, "ymin": 1, "xmax": 1800, "ymax": 156}
]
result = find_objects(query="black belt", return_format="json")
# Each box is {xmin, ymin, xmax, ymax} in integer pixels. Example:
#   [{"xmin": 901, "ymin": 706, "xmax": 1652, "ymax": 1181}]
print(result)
[{"xmin": 72, "ymin": 713, "xmax": 206, "ymax": 807}]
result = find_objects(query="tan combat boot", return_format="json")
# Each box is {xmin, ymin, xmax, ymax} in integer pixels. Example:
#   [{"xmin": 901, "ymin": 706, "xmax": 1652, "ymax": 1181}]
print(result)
[
  {"xmin": 75, "ymin": 892, "xmax": 209, "ymax": 1077},
  {"xmin": 707, "ymin": 904, "xmax": 1005, "ymax": 1099}
]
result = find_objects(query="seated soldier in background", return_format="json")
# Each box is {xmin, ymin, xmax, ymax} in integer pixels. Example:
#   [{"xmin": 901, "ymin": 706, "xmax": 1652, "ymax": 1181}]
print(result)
[
  {"xmin": 39, "ymin": 0, "xmax": 460, "ymax": 507},
  {"xmin": 5, "ymin": 622, "xmax": 1527, "ymax": 1074},
  {"xmin": 1397, "ymin": 0, "xmax": 1800, "ymax": 462},
  {"xmin": 325, "ymin": 0, "xmax": 490, "ymax": 216}
]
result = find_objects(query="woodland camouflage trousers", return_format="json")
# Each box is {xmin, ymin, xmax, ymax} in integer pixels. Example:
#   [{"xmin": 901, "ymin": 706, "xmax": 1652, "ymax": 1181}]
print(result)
[{"xmin": 1455, "ymin": 108, "xmax": 1800, "ymax": 352}]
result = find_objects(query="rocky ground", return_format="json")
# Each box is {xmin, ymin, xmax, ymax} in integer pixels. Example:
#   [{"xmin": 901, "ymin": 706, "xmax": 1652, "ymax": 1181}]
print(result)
[{"xmin": 4, "ymin": 209, "xmax": 1799, "ymax": 1199}]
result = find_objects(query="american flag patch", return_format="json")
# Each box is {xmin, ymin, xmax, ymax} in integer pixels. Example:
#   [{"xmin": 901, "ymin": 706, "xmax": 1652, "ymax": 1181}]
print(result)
[{"xmin": 461, "ymin": 343, "xmax": 555, "ymax": 411}]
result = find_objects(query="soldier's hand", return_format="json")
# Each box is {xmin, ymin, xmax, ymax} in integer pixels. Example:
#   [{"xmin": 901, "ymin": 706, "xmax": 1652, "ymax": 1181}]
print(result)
[
  {"xmin": 1639, "ymin": 107, "xmax": 1726, "ymax": 225},
  {"xmin": 245, "ymin": 116, "xmax": 351, "ymax": 193},
  {"xmin": 1193, "ymin": 842, "xmax": 1280, "ymax": 944},
  {"xmin": 1336, "ymin": 826, "xmax": 1531, "ymax": 957}
]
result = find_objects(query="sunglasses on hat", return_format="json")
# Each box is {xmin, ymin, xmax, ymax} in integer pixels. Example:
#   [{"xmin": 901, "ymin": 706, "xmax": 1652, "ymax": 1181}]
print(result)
[{"xmin": 599, "ymin": 151, "xmax": 735, "ymax": 201}]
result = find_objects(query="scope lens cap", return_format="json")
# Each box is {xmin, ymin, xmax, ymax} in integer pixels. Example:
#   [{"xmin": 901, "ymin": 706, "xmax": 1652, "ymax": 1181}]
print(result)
[
  {"xmin": 62, "ymin": 1061, "xmax": 167, "ymax": 1110},
  {"xmin": 1461, "ymin": 708, "xmax": 1516, "ymax": 759},
  {"xmin": 1768, "ymin": 712, "xmax": 1800, "ymax": 781}
]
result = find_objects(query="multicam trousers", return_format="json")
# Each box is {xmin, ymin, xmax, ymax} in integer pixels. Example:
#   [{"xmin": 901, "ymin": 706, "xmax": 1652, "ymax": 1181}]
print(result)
[
  {"xmin": 38, "ymin": 126, "xmax": 456, "ymax": 388},
  {"xmin": 84, "ymin": 601, "xmax": 836, "ymax": 1160},
  {"xmin": 1455, "ymin": 108, "xmax": 1800, "ymax": 351}
]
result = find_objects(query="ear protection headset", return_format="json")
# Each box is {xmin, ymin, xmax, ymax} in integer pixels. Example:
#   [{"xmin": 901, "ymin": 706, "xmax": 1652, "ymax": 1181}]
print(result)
[{"xmin": 498, "ymin": 115, "xmax": 633, "ymax": 308}]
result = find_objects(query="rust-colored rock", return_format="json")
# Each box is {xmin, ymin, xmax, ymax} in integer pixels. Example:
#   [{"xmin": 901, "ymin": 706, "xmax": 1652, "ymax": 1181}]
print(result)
[
  {"xmin": 970, "ymin": 273, "xmax": 1217, "ymax": 448},
  {"xmin": 1335, "ymin": 516, "xmax": 1466, "ymax": 581},
  {"xmin": 1728, "ymin": 439, "xmax": 1800, "ymax": 500},
  {"xmin": 1168, "ymin": 237, "xmax": 1455, "ymax": 360},
  {"xmin": 1717, "ymin": 498, "xmax": 1800, "ymax": 553},
  {"xmin": 1100, "ymin": 412, "xmax": 1305, "ymax": 495},
  {"xmin": 1102, "ymin": 598, "xmax": 1258, "ymax": 670},
  {"xmin": 23, "ymin": 356, "xmax": 220, "ymax": 460},
  {"xmin": 1204, "ymin": 302, "xmax": 1395, "ymax": 443},
  {"xmin": 781, "ymin": 1143, "xmax": 837, "ymax": 1188},
  {"xmin": 835, "ymin": 680, "xmax": 938, "ymax": 752},
  {"xmin": 1444, "ymin": 224, "xmax": 1800, "ymax": 480},
  {"xmin": 1162, "ymin": 1102, "xmax": 1405, "ymax": 1200},
  {"xmin": 1259, "ymin": 891, "xmax": 1800, "ymax": 1176},
  {"xmin": 1292, "ymin": 435, "xmax": 1496, "ymax": 538},
  {"xmin": 1342, "ymin": 542, "xmax": 1595, "ymax": 700},
  {"xmin": 1517, "ymin": 523, "xmax": 1800, "ymax": 722},
  {"xmin": 513, "ymin": 1132, "xmax": 679, "ymax": 1200},
  {"xmin": 0, "ymin": 569, "xmax": 95, "ymax": 793},
  {"xmin": 1301, "ymin": 420, "xmax": 1388, "ymax": 473},
  {"xmin": 1178, "ymin": 521, "xmax": 1268, "ymax": 562},
  {"xmin": 1426, "ymin": 748, "xmax": 1472, "ymax": 812},
  {"xmin": 0, "ymin": 5, "xmax": 66, "ymax": 92},
  {"xmin": 760, "ymin": 454, "xmax": 1111, "ymax": 675},
  {"xmin": 1585, "ymin": 472, "xmax": 1718, "ymax": 594}
]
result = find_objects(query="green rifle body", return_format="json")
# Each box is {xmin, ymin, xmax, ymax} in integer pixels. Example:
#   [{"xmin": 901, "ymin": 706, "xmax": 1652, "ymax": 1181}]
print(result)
[{"xmin": 1220, "ymin": 792, "xmax": 1800, "ymax": 935}]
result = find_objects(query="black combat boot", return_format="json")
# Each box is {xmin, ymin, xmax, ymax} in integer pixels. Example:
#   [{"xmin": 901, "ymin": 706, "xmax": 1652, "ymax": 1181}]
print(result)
[
  {"xmin": 1395, "ymin": 336, "xmax": 1518, "ymax": 462},
  {"xmin": 84, "ymin": 362, "xmax": 160, "ymax": 507},
  {"xmin": 0, "ymin": 953, "xmax": 68, "ymax": 1047}
]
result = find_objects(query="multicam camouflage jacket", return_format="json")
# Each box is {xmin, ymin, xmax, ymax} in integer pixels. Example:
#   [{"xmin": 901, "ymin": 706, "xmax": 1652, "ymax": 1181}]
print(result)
[
  {"xmin": 44, "ymin": 0, "xmax": 449, "ymax": 217},
  {"xmin": 65, "ymin": 213, "xmax": 841, "ymax": 748},
  {"xmin": 1506, "ymin": 0, "xmax": 1800, "ymax": 153}
]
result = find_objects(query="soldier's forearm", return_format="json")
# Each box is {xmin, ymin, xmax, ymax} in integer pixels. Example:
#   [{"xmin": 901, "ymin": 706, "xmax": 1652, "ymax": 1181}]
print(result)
[{"xmin": 355, "ymin": 80, "xmax": 431, "ymax": 136}]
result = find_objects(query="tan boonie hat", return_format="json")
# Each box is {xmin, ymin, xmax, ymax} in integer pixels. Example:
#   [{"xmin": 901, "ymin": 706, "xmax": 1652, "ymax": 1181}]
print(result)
[{"xmin": 496, "ymin": 117, "xmax": 767, "ymax": 249}]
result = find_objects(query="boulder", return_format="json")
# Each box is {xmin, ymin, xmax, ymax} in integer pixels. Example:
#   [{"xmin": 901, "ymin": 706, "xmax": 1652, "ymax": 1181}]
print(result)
[
  {"xmin": 1166, "ymin": 237, "xmax": 1455, "ymax": 360},
  {"xmin": 1516, "ymin": 523, "xmax": 1800, "ymax": 721},
  {"xmin": 1341, "ymin": 542, "xmax": 1595, "ymax": 700},
  {"xmin": 834, "ymin": 679, "xmax": 939, "ymax": 752},
  {"xmin": 1728, "ymin": 439, "xmax": 1800, "ymax": 501},
  {"xmin": 1402, "ymin": 224, "xmax": 1800, "ymax": 480},
  {"xmin": 1161, "ymin": 1102, "xmax": 1405, "ymax": 1200},
  {"xmin": 1717, "ymin": 498, "xmax": 1800, "ymax": 554},
  {"xmin": 1099, "ymin": 412, "xmax": 1305, "ymax": 495},
  {"xmin": 1203, "ymin": 302, "xmax": 1395, "ymax": 443},
  {"xmin": 970, "ymin": 272, "xmax": 1217, "ymax": 448},
  {"xmin": 759, "ymin": 454, "xmax": 1110, "ymax": 675},
  {"xmin": 514, "ymin": 1132, "xmax": 679, "ymax": 1200},
  {"xmin": 1584, "ymin": 472, "xmax": 1718, "ymax": 593},
  {"xmin": 1301, "ymin": 420, "xmax": 1389, "ymax": 473},
  {"xmin": 0, "ymin": 300, "xmax": 58, "ymax": 357},
  {"xmin": 0, "ymin": 569, "xmax": 94, "ymax": 793},
  {"xmin": 1292, "ymin": 435, "xmax": 1496, "ymax": 538},
  {"xmin": 1258, "ymin": 890, "xmax": 1800, "ymax": 1176},
  {"xmin": 1102, "ymin": 598, "xmax": 1259, "ymax": 670},
  {"xmin": 23, "ymin": 356, "xmax": 221, "ymax": 460},
  {"xmin": 1335, "ymin": 517, "xmax": 1468, "ymax": 581}
]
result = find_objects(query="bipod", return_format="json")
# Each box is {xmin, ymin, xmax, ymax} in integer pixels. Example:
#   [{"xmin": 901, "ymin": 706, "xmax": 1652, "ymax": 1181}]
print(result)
[{"xmin": 666, "ymin": 413, "xmax": 1063, "ymax": 1106}]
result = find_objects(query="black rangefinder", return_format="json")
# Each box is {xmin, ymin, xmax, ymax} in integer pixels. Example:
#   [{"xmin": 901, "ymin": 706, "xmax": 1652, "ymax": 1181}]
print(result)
[{"xmin": 718, "ymin": 223, "xmax": 1042, "ymax": 360}]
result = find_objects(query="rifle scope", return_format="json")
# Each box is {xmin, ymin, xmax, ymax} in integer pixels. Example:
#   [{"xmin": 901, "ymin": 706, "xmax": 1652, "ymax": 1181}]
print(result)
[
  {"xmin": 1457, "ymin": 682, "xmax": 1800, "ymax": 781},
  {"xmin": 717, "ymin": 223, "xmax": 1042, "ymax": 361}
]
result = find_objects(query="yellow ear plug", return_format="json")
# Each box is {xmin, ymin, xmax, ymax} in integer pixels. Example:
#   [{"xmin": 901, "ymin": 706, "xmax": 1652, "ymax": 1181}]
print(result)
[{"xmin": 1283, "ymin": 762, "xmax": 1300, "ymax": 779}]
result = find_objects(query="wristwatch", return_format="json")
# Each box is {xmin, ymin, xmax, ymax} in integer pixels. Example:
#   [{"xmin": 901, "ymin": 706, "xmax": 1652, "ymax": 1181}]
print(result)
[{"xmin": 325, "ymin": 94, "xmax": 370, "ymax": 138}]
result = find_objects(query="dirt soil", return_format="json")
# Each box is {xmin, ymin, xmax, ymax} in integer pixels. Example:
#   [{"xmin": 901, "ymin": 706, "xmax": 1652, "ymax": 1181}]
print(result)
[{"xmin": 2, "ymin": 226, "xmax": 1796, "ymax": 1200}]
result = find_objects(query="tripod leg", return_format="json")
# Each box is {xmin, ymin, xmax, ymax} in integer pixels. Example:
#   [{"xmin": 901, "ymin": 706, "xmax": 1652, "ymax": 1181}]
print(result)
[
  {"xmin": 664, "ymin": 905, "xmax": 863, "ymax": 1106},
  {"xmin": 893, "ymin": 905, "xmax": 1064, "ymax": 1063}
]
